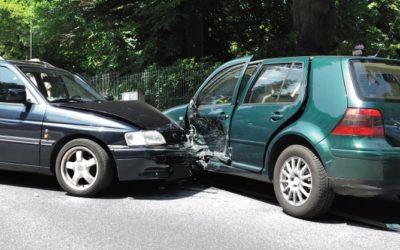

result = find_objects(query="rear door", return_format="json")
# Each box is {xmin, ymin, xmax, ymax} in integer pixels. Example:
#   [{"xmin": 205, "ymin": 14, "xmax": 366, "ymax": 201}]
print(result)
[
  {"xmin": 188, "ymin": 56, "xmax": 252, "ymax": 158},
  {"xmin": 230, "ymin": 57, "xmax": 309, "ymax": 172}
]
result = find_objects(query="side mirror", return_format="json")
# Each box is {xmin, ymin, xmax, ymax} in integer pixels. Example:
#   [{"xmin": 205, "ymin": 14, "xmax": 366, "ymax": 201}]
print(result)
[
  {"xmin": 7, "ymin": 88, "xmax": 27, "ymax": 103},
  {"xmin": 104, "ymin": 95, "xmax": 114, "ymax": 101}
]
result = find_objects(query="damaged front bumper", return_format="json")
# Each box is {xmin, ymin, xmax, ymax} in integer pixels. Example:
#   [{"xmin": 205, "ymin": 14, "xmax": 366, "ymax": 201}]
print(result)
[{"xmin": 108, "ymin": 145, "xmax": 194, "ymax": 181}]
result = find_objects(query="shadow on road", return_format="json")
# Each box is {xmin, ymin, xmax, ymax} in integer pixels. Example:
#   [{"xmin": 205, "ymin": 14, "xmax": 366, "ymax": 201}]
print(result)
[
  {"xmin": 0, "ymin": 170, "xmax": 208, "ymax": 201},
  {"xmin": 197, "ymin": 172, "xmax": 400, "ymax": 232},
  {"xmin": 101, "ymin": 178, "xmax": 209, "ymax": 200},
  {"xmin": 0, "ymin": 170, "xmax": 60, "ymax": 191},
  {"xmin": 1, "ymin": 169, "xmax": 400, "ymax": 231}
]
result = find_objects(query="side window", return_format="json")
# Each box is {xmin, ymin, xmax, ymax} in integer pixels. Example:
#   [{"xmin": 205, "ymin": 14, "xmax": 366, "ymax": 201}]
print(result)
[
  {"xmin": 0, "ymin": 67, "xmax": 25, "ymax": 103},
  {"xmin": 198, "ymin": 65, "xmax": 244, "ymax": 105},
  {"xmin": 278, "ymin": 63, "xmax": 303, "ymax": 102},
  {"xmin": 245, "ymin": 63, "xmax": 303, "ymax": 104}
]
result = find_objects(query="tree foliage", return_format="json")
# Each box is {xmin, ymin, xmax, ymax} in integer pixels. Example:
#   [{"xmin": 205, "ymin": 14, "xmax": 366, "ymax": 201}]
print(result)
[
  {"xmin": 0, "ymin": 0, "xmax": 32, "ymax": 59},
  {"xmin": 335, "ymin": 0, "xmax": 400, "ymax": 57},
  {"xmin": 0, "ymin": 0, "xmax": 399, "ymax": 73}
]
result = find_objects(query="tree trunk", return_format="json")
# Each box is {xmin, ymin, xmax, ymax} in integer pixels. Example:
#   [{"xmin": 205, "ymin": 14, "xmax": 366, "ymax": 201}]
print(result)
[
  {"xmin": 183, "ymin": 0, "xmax": 204, "ymax": 59},
  {"xmin": 292, "ymin": 0, "xmax": 336, "ymax": 54}
]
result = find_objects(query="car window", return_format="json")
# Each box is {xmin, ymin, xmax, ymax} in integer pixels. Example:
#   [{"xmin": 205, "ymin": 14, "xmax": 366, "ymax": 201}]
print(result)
[
  {"xmin": 0, "ymin": 66, "xmax": 25, "ymax": 103},
  {"xmin": 198, "ymin": 64, "xmax": 244, "ymax": 105},
  {"xmin": 245, "ymin": 62, "xmax": 303, "ymax": 104},
  {"xmin": 20, "ymin": 67, "xmax": 103, "ymax": 103},
  {"xmin": 278, "ymin": 63, "xmax": 303, "ymax": 102},
  {"xmin": 350, "ymin": 60, "xmax": 400, "ymax": 101}
]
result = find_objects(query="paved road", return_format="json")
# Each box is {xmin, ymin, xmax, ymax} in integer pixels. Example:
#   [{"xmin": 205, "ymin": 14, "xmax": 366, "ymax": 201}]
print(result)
[{"xmin": 0, "ymin": 170, "xmax": 399, "ymax": 250}]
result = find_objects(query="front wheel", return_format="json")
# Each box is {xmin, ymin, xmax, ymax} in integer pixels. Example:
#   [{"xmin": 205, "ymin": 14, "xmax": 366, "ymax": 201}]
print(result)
[
  {"xmin": 273, "ymin": 145, "xmax": 334, "ymax": 219},
  {"xmin": 55, "ymin": 139, "xmax": 114, "ymax": 197}
]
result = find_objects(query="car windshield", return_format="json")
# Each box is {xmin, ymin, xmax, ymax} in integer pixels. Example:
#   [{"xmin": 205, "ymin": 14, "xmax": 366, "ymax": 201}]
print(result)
[
  {"xmin": 350, "ymin": 59, "xmax": 400, "ymax": 102},
  {"xmin": 19, "ymin": 67, "xmax": 104, "ymax": 103}
]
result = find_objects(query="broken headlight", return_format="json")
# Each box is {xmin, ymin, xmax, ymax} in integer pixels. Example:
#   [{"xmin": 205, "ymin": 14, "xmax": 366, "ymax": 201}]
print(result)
[{"xmin": 125, "ymin": 130, "xmax": 166, "ymax": 146}]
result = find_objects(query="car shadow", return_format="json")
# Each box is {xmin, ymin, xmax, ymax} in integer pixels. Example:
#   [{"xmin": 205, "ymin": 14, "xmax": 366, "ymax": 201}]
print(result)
[
  {"xmin": 1, "ymin": 169, "xmax": 400, "ymax": 231},
  {"xmin": 101, "ymin": 178, "xmax": 209, "ymax": 200},
  {"xmin": 0, "ymin": 170, "xmax": 61, "ymax": 191},
  {"xmin": 197, "ymin": 172, "xmax": 400, "ymax": 232},
  {"xmin": 0, "ymin": 170, "xmax": 208, "ymax": 200}
]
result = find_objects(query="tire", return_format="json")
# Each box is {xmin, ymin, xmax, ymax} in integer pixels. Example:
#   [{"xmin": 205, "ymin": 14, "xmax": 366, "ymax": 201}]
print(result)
[
  {"xmin": 55, "ymin": 139, "xmax": 114, "ymax": 197},
  {"xmin": 273, "ymin": 145, "xmax": 334, "ymax": 219}
]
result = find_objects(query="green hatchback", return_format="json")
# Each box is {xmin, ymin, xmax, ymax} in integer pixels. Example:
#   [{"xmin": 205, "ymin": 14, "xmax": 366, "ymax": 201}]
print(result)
[{"xmin": 165, "ymin": 56, "xmax": 400, "ymax": 218}]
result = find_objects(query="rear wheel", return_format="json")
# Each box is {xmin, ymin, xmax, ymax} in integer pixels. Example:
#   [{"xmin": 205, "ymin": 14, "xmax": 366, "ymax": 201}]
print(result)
[
  {"xmin": 273, "ymin": 145, "xmax": 334, "ymax": 219},
  {"xmin": 55, "ymin": 139, "xmax": 114, "ymax": 197}
]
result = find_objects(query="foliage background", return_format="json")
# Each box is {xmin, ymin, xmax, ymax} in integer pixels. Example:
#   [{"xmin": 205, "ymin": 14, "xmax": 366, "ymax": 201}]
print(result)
[
  {"xmin": 0, "ymin": 0, "xmax": 400, "ymax": 109},
  {"xmin": 1, "ymin": 0, "xmax": 399, "ymax": 74}
]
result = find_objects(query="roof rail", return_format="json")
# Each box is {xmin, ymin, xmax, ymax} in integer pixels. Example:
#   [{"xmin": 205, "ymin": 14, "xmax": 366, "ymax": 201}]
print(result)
[{"xmin": 28, "ymin": 58, "xmax": 55, "ymax": 68}]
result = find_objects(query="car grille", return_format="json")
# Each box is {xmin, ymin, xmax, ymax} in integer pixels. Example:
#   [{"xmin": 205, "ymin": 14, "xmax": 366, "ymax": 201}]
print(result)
[{"xmin": 162, "ymin": 129, "xmax": 187, "ymax": 145}]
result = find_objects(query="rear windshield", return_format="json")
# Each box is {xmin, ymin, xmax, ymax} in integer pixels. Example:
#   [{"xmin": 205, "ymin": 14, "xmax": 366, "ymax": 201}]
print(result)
[{"xmin": 350, "ymin": 59, "xmax": 400, "ymax": 102}]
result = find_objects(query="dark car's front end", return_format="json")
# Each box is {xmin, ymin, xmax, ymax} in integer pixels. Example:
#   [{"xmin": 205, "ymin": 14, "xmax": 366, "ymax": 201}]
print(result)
[
  {"xmin": 105, "ymin": 112, "xmax": 193, "ymax": 181},
  {"xmin": 48, "ymin": 100, "xmax": 194, "ymax": 182}
]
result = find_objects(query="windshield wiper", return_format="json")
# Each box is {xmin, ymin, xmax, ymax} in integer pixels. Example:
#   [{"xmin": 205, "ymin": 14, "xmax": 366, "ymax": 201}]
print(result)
[{"xmin": 50, "ymin": 98, "xmax": 89, "ymax": 103}]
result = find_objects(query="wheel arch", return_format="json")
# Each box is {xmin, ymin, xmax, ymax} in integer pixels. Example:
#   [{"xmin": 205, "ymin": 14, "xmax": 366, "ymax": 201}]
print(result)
[
  {"xmin": 265, "ymin": 133, "xmax": 324, "ymax": 181},
  {"xmin": 50, "ymin": 134, "xmax": 116, "ymax": 174}
]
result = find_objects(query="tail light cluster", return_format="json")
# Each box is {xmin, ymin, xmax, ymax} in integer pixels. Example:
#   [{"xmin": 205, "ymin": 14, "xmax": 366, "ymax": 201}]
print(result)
[{"xmin": 331, "ymin": 108, "xmax": 384, "ymax": 137}]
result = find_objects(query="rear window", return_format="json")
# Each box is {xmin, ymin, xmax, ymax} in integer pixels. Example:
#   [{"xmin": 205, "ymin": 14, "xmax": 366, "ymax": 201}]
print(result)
[{"xmin": 350, "ymin": 59, "xmax": 400, "ymax": 102}]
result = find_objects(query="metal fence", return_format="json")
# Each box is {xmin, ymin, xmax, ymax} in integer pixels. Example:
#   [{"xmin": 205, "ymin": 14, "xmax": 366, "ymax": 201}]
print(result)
[{"xmin": 87, "ymin": 67, "xmax": 213, "ymax": 110}]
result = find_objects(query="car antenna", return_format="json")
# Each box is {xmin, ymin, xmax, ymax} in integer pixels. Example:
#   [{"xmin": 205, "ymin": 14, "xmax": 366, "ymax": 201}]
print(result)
[{"xmin": 373, "ymin": 16, "xmax": 399, "ymax": 57}]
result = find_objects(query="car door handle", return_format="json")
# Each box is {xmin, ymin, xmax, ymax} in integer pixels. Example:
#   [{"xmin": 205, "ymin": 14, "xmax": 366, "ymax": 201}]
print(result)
[
  {"xmin": 218, "ymin": 112, "xmax": 229, "ymax": 120},
  {"xmin": 270, "ymin": 112, "xmax": 284, "ymax": 121}
]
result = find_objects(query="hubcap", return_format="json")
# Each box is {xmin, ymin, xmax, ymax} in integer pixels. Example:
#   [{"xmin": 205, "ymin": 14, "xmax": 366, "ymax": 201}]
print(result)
[
  {"xmin": 60, "ymin": 146, "xmax": 98, "ymax": 191},
  {"xmin": 279, "ymin": 156, "xmax": 312, "ymax": 206}
]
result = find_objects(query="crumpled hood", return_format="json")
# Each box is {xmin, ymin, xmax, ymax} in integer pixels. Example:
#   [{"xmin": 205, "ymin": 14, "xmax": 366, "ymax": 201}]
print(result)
[{"xmin": 57, "ymin": 101, "xmax": 172, "ymax": 130}]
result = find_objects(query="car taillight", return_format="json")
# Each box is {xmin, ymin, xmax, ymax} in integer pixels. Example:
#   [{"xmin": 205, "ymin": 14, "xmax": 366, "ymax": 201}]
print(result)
[{"xmin": 331, "ymin": 108, "xmax": 384, "ymax": 137}]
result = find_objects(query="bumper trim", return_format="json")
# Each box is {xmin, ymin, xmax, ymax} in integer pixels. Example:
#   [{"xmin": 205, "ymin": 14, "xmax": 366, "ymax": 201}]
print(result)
[
  {"xmin": 110, "ymin": 146, "xmax": 193, "ymax": 181},
  {"xmin": 330, "ymin": 147, "xmax": 400, "ymax": 160},
  {"xmin": 330, "ymin": 177, "xmax": 400, "ymax": 197},
  {"xmin": 108, "ymin": 145, "xmax": 129, "ymax": 150}
]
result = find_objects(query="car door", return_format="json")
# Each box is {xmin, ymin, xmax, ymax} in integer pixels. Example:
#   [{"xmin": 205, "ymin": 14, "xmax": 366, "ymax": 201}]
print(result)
[
  {"xmin": 0, "ymin": 65, "xmax": 45, "ymax": 167},
  {"xmin": 188, "ymin": 56, "xmax": 252, "ymax": 159},
  {"xmin": 229, "ymin": 57, "xmax": 309, "ymax": 172}
]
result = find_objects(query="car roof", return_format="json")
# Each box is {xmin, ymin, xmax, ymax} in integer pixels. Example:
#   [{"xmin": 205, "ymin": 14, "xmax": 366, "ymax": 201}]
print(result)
[
  {"xmin": 7, "ymin": 59, "xmax": 55, "ymax": 68},
  {"xmin": 252, "ymin": 55, "xmax": 400, "ymax": 63},
  {"xmin": 0, "ymin": 58, "xmax": 69, "ymax": 71}
]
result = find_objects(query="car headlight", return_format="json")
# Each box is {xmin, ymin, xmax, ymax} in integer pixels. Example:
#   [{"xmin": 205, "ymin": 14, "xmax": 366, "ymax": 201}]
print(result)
[{"xmin": 125, "ymin": 130, "xmax": 166, "ymax": 146}]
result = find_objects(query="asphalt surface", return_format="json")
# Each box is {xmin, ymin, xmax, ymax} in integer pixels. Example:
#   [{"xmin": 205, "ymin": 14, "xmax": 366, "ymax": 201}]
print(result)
[{"xmin": 0, "ymin": 170, "xmax": 400, "ymax": 250}]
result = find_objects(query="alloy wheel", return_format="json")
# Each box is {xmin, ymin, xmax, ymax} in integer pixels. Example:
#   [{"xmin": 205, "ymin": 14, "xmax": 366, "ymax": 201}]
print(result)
[
  {"xmin": 60, "ymin": 146, "xmax": 99, "ymax": 191},
  {"xmin": 279, "ymin": 156, "xmax": 312, "ymax": 206}
]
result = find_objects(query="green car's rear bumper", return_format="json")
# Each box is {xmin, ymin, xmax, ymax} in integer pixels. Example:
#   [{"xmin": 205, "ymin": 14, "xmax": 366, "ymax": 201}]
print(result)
[{"xmin": 318, "ymin": 136, "xmax": 400, "ymax": 197}]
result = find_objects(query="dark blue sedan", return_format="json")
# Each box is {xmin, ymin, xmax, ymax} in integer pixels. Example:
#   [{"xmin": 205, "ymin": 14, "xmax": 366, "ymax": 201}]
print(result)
[{"xmin": 0, "ymin": 58, "xmax": 191, "ymax": 196}]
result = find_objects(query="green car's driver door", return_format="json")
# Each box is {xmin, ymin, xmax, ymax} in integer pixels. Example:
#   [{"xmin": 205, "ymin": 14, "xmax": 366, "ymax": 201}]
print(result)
[
  {"xmin": 188, "ymin": 56, "xmax": 252, "ymax": 160},
  {"xmin": 229, "ymin": 57, "xmax": 309, "ymax": 172}
]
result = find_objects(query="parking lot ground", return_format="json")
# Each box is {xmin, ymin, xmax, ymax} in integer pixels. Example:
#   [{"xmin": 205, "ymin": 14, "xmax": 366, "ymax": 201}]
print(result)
[{"xmin": 1, "ymin": 170, "xmax": 400, "ymax": 249}]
